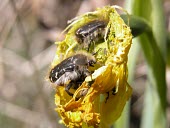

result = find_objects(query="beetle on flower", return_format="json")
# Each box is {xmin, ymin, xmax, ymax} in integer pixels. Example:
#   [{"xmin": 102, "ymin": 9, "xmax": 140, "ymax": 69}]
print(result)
[{"xmin": 49, "ymin": 5, "xmax": 133, "ymax": 128}]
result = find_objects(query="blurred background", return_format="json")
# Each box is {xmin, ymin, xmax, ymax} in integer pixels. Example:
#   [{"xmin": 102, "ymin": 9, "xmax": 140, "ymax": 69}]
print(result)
[{"xmin": 0, "ymin": 0, "xmax": 170, "ymax": 128}]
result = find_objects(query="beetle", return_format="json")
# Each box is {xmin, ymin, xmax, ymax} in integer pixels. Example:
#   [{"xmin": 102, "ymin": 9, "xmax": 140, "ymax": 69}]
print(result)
[
  {"xmin": 75, "ymin": 20, "xmax": 107, "ymax": 51},
  {"xmin": 49, "ymin": 52, "xmax": 96, "ymax": 96}
]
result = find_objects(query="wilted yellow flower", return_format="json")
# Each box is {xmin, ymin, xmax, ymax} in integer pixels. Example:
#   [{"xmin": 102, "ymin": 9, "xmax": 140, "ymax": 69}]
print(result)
[{"xmin": 49, "ymin": 5, "xmax": 133, "ymax": 128}]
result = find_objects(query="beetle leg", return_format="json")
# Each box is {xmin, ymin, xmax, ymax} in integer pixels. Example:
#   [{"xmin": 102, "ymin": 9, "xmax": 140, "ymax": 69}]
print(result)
[
  {"xmin": 105, "ymin": 92, "xmax": 110, "ymax": 103},
  {"xmin": 105, "ymin": 86, "xmax": 118, "ymax": 103},
  {"xmin": 65, "ymin": 82, "xmax": 74, "ymax": 97},
  {"xmin": 112, "ymin": 87, "xmax": 117, "ymax": 95},
  {"xmin": 87, "ymin": 79, "xmax": 95, "ymax": 87},
  {"xmin": 87, "ymin": 41, "xmax": 91, "ymax": 52}
]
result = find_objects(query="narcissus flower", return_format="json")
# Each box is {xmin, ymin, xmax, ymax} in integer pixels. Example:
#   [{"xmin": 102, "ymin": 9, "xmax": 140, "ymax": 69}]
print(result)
[{"xmin": 49, "ymin": 5, "xmax": 133, "ymax": 128}]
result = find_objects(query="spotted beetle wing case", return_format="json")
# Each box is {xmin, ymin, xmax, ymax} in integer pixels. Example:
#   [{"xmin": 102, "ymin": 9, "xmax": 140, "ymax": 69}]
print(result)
[
  {"xmin": 48, "ymin": 6, "xmax": 133, "ymax": 128},
  {"xmin": 75, "ymin": 20, "xmax": 106, "ymax": 50},
  {"xmin": 49, "ymin": 53, "xmax": 96, "ymax": 97}
]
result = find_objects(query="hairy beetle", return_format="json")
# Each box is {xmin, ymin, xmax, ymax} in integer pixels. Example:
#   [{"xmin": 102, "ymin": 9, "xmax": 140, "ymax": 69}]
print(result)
[
  {"xmin": 75, "ymin": 20, "xmax": 106, "ymax": 51},
  {"xmin": 49, "ymin": 52, "xmax": 96, "ymax": 96}
]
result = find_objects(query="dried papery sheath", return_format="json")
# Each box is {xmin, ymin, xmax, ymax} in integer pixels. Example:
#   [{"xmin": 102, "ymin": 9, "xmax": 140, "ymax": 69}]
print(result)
[{"xmin": 49, "ymin": 5, "xmax": 133, "ymax": 128}]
